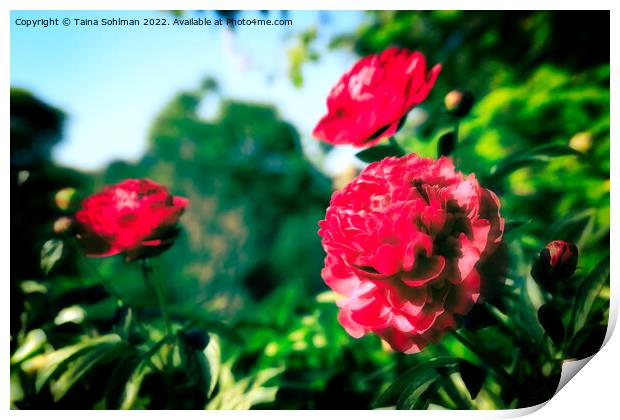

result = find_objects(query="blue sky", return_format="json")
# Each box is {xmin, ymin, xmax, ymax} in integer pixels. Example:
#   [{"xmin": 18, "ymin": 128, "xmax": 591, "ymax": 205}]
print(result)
[{"xmin": 11, "ymin": 10, "xmax": 363, "ymax": 170}]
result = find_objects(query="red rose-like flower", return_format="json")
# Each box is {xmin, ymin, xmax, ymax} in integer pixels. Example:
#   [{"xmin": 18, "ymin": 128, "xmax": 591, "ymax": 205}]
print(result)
[
  {"xmin": 313, "ymin": 48, "xmax": 441, "ymax": 147},
  {"xmin": 75, "ymin": 179, "xmax": 188, "ymax": 261},
  {"xmin": 318, "ymin": 154, "xmax": 504, "ymax": 353}
]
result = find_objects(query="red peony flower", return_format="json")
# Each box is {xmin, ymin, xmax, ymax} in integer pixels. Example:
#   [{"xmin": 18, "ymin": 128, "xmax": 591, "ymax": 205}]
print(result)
[
  {"xmin": 318, "ymin": 154, "xmax": 504, "ymax": 353},
  {"xmin": 313, "ymin": 48, "xmax": 441, "ymax": 148},
  {"xmin": 75, "ymin": 179, "xmax": 188, "ymax": 261}
]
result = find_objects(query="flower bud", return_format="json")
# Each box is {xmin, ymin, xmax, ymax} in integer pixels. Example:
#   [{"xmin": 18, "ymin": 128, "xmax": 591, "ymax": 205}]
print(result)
[
  {"xmin": 444, "ymin": 89, "xmax": 474, "ymax": 118},
  {"xmin": 54, "ymin": 187, "xmax": 81, "ymax": 212},
  {"xmin": 531, "ymin": 240, "xmax": 579, "ymax": 286},
  {"xmin": 53, "ymin": 217, "xmax": 73, "ymax": 235},
  {"xmin": 569, "ymin": 132, "xmax": 593, "ymax": 153}
]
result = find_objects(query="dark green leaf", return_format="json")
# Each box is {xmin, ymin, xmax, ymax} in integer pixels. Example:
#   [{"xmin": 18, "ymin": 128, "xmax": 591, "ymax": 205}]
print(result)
[
  {"xmin": 504, "ymin": 220, "xmax": 531, "ymax": 235},
  {"xmin": 396, "ymin": 367, "xmax": 442, "ymax": 409},
  {"xmin": 104, "ymin": 352, "xmax": 142, "ymax": 409},
  {"xmin": 571, "ymin": 256, "xmax": 610, "ymax": 335},
  {"xmin": 437, "ymin": 131, "xmax": 456, "ymax": 157},
  {"xmin": 537, "ymin": 304, "xmax": 565, "ymax": 346},
  {"xmin": 374, "ymin": 357, "xmax": 459, "ymax": 408},
  {"xmin": 546, "ymin": 209, "xmax": 596, "ymax": 249},
  {"xmin": 119, "ymin": 337, "xmax": 169, "ymax": 409},
  {"xmin": 170, "ymin": 306, "xmax": 243, "ymax": 345},
  {"xmin": 179, "ymin": 331, "xmax": 220, "ymax": 398},
  {"xmin": 567, "ymin": 324, "xmax": 607, "ymax": 360},
  {"xmin": 460, "ymin": 360, "xmax": 487, "ymax": 400},
  {"xmin": 355, "ymin": 144, "xmax": 403, "ymax": 163},
  {"xmin": 489, "ymin": 144, "xmax": 582, "ymax": 180}
]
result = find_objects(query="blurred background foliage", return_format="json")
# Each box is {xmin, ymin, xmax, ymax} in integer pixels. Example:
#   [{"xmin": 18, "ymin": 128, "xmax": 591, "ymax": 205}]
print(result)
[{"xmin": 11, "ymin": 10, "xmax": 609, "ymax": 409}]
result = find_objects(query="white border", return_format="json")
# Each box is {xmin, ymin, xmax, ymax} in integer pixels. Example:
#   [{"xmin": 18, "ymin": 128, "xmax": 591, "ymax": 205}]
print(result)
[{"xmin": 4, "ymin": 2, "xmax": 618, "ymax": 419}]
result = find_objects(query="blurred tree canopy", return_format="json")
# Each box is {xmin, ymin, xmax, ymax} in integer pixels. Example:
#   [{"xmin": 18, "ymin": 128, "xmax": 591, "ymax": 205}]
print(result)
[{"xmin": 93, "ymin": 80, "xmax": 332, "ymax": 315}]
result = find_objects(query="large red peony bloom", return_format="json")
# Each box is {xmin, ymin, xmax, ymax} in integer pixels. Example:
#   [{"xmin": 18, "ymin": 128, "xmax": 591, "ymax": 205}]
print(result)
[
  {"xmin": 318, "ymin": 154, "xmax": 504, "ymax": 353},
  {"xmin": 75, "ymin": 179, "xmax": 188, "ymax": 261},
  {"xmin": 313, "ymin": 48, "xmax": 441, "ymax": 148}
]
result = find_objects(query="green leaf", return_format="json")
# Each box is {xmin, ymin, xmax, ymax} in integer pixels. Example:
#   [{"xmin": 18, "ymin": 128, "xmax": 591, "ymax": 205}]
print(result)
[
  {"xmin": 355, "ymin": 144, "xmax": 403, "ymax": 163},
  {"xmin": 119, "ymin": 336, "xmax": 169, "ymax": 409},
  {"xmin": 566, "ymin": 324, "xmax": 607, "ymax": 360},
  {"xmin": 396, "ymin": 367, "xmax": 442, "ymax": 409},
  {"xmin": 32, "ymin": 334, "xmax": 122, "ymax": 393},
  {"xmin": 489, "ymin": 144, "xmax": 582, "ymax": 180},
  {"xmin": 503, "ymin": 219, "xmax": 532, "ymax": 235},
  {"xmin": 50, "ymin": 341, "xmax": 127, "ymax": 401},
  {"xmin": 571, "ymin": 256, "xmax": 610, "ymax": 336},
  {"xmin": 179, "ymin": 330, "xmax": 220, "ymax": 398},
  {"xmin": 104, "ymin": 353, "xmax": 142, "ymax": 409},
  {"xmin": 514, "ymin": 276, "xmax": 545, "ymax": 344},
  {"xmin": 40, "ymin": 239, "xmax": 64, "ymax": 276},
  {"xmin": 459, "ymin": 360, "xmax": 487, "ymax": 400},
  {"xmin": 119, "ymin": 359, "xmax": 153, "ymax": 410},
  {"xmin": 54, "ymin": 299, "xmax": 118, "ymax": 326},
  {"xmin": 11, "ymin": 329, "xmax": 47, "ymax": 365},
  {"xmin": 170, "ymin": 306, "xmax": 243, "ymax": 345},
  {"xmin": 374, "ymin": 357, "xmax": 459, "ymax": 408},
  {"xmin": 546, "ymin": 209, "xmax": 596, "ymax": 249},
  {"xmin": 537, "ymin": 304, "xmax": 565, "ymax": 346},
  {"xmin": 206, "ymin": 365, "xmax": 283, "ymax": 410}
]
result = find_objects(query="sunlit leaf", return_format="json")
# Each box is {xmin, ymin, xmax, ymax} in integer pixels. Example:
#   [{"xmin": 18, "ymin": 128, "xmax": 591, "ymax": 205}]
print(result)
[
  {"xmin": 40, "ymin": 239, "xmax": 64, "ymax": 276},
  {"xmin": 50, "ymin": 341, "xmax": 127, "ymax": 401},
  {"xmin": 54, "ymin": 306, "xmax": 86, "ymax": 325},
  {"xmin": 179, "ymin": 329, "xmax": 220, "ymax": 398},
  {"xmin": 206, "ymin": 365, "xmax": 283, "ymax": 410},
  {"xmin": 119, "ymin": 336, "xmax": 169, "ymax": 409},
  {"xmin": 104, "ymin": 353, "xmax": 142, "ymax": 409},
  {"xmin": 33, "ymin": 334, "xmax": 122, "ymax": 393},
  {"xmin": 11, "ymin": 329, "xmax": 47, "ymax": 365}
]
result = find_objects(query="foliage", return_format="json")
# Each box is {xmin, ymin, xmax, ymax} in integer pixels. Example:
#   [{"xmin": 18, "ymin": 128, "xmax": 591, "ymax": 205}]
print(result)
[{"xmin": 10, "ymin": 10, "xmax": 609, "ymax": 410}]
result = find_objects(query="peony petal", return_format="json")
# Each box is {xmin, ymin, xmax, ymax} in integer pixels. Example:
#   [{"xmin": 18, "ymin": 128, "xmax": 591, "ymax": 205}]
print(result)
[
  {"xmin": 337, "ymin": 310, "xmax": 366, "ymax": 339},
  {"xmin": 350, "ymin": 296, "xmax": 391, "ymax": 328},
  {"xmin": 372, "ymin": 243, "xmax": 403, "ymax": 276},
  {"xmin": 402, "ymin": 255, "xmax": 446, "ymax": 287}
]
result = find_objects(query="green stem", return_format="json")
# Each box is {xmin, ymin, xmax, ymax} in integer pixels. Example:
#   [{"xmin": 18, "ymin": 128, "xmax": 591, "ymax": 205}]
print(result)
[
  {"xmin": 73, "ymin": 239, "xmax": 124, "ymax": 303},
  {"xmin": 453, "ymin": 119, "xmax": 461, "ymax": 167},
  {"xmin": 140, "ymin": 258, "xmax": 174, "ymax": 407},
  {"xmin": 388, "ymin": 137, "xmax": 406, "ymax": 156},
  {"xmin": 141, "ymin": 259, "xmax": 172, "ymax": 338},
  {"xmin": 485, "ymin": 303, "xmax": 537, "ymax": 349}
]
